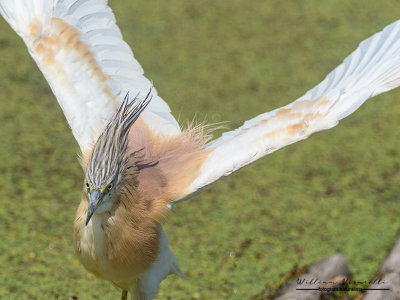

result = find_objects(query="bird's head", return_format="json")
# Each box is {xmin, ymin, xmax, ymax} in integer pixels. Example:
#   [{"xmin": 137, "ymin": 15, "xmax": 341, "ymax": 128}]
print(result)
[{"xmin": 84, "ymin": 92, "xmax": 152, "ymax": 225}]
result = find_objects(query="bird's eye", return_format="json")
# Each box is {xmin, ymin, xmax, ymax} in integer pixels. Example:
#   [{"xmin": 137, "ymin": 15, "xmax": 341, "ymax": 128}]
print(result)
[
  {"xmin": 86, "ymin": 183, "xmax": 93, "ymax": 192},
  {"xmin": 107, "ymin": 184, "xmax": 113, "ymax": 190}
]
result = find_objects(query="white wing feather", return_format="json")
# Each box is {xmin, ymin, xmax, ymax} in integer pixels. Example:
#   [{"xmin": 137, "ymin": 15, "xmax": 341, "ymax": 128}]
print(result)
[
  {"xmin": 188, "ymin": 19, "xmax": 400, "ymax": 194},
  {"xmin": 0, "ymin": 0, "xmax": 180, "ymax": 151},
  {"xmin": 1, "ymin": 1, "xmax": 399, "ymax": 201}
]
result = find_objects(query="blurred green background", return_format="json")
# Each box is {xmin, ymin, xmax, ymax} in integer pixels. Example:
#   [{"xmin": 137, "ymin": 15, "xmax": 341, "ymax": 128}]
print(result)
[{"xmin": 0, "ymin": 0, "xmax": 399, "ymax": 299}]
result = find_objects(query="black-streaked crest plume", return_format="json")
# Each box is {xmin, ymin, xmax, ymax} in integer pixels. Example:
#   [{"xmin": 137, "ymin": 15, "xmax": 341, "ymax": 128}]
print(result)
[{"xmin": 85, "ymin": 91, "xmax": 152, "ymax": 189}]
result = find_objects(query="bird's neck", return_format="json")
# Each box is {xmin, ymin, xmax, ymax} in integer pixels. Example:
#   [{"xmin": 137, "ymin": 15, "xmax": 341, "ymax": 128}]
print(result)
[{"xmin": 74, "ymin": 190, "xmax": 161, "ymax": 289}]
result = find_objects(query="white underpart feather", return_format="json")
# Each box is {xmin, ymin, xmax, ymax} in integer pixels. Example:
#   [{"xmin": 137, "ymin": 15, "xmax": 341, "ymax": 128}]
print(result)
[
  {"xmin": 131, "ymin": 226, "xmax": 184, "ymax": 299},
  {"xmin": 188, "ymin": 19, "xmax": 400, "ymax": 194},
  {"xmin": 0, "ymin": 0, "xmax": 180, "ymax": 151}
]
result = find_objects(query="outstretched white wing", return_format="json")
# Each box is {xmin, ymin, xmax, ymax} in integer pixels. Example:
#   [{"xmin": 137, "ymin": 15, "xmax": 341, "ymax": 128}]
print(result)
[
  {"xmin": 2, "ymin": 1, "xmax": 399, "ymax": 201},
  {"xmin": 0, "ymin": 0, "xmax": 180, "ymax": 151},
  {"xmin": 186, "ymin": 19, "xmax": 400, "ymax": 196}
]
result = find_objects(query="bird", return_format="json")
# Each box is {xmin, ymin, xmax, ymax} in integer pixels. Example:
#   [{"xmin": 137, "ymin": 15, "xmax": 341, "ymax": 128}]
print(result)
[{"xmin": 0, "ymin": 0, "xmax": 399, "ymax": 299}]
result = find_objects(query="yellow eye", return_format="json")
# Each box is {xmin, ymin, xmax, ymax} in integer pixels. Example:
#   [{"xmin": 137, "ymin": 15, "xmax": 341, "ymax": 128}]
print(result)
[
  {"xmin": 100, "ymin": 184, "xmax": 113, "ymax": 193},
  {"xmin": 86, "ymin": 183, "xmax": 93, "ymax": 192}
]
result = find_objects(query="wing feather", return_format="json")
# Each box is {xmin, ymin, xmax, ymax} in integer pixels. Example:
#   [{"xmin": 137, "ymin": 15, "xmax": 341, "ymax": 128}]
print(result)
[
  {"xmin": 2, "ymin": 1, "xmax": 399, "ymax": 201},
  {"xmin": 187, "ymin": 19, "xmax": 400, "ymax": 195},
  {"xmin": 0, "ymin": 0, "xmax": 180, "ymax": 151}
]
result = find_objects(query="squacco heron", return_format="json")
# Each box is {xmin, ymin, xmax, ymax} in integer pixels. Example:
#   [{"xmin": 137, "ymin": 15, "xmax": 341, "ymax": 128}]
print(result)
[{"xmin": 1, "ymin": 0, "xmax": 400, "ymax": 299}]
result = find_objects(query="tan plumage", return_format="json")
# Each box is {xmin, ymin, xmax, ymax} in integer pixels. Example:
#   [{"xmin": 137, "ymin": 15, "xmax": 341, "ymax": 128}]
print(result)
[
  {"xmin": 2, "ymin": 0, "xmax": 400, "ymax": 299},
  {"xmin": 74, "ymin": 97, "xmax": 210, "ymax": 292}
]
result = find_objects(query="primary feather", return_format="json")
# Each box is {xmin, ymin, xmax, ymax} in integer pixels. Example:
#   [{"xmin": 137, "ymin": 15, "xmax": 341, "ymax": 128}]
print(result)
[
  {"xmin": 187, "ymin": 19, "xmax": 400, "ymax": 196},
  {"xmin": 0, "ymin": 0, "xmax": 180, "ymax": 152}
]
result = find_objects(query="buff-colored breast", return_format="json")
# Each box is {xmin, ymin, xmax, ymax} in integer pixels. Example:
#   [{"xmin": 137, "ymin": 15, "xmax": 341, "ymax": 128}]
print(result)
[
  {"xmin": 73, "ymin": 119, "xmax": 211, "ymax": 288},
  {"xmin": 74, "ymin": 193, "xmax": 160, "ymax": 289}
]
